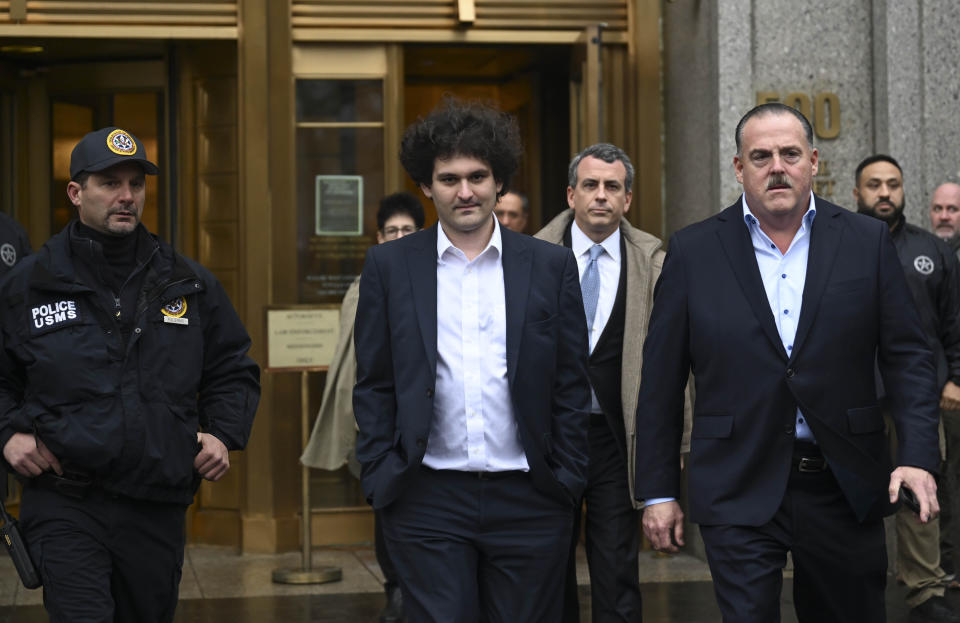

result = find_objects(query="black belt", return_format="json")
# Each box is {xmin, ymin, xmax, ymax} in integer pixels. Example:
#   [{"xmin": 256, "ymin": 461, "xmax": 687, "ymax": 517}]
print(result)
[
  {"xmin": 792, "ymin": 442, "xmax": 828, "ymax": 473},
  {"xmin": 471, "ymin": 470, "xmax": 523, "ymax": 480},
  {"xmin": 30, "ymin": 470, "xmax": 94, "ymax": 499},
  {"xmin": 422, "ymin": 467, "xmax": 524, "ymax": 480}
]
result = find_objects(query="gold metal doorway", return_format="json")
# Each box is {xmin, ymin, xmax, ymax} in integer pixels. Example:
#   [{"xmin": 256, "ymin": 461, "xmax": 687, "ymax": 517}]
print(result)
[{"xmin": 0, "ymin": 40, "xmax": 169, "ymax": 245}]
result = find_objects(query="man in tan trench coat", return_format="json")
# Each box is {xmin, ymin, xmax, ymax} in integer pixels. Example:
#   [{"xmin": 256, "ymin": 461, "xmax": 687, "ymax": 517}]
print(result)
[{"xmin": 535, "ymin": 143, "xmax": 690, "ymax": 623}]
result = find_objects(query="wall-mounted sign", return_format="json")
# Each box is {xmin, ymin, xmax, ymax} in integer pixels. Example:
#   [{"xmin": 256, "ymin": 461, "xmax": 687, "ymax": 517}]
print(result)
[
  {"xmin": 316, "ymin": 175, "xmax": 363, "ymax": 236},
  {"xmin": 265, "ymin": 306, "xmax": 340, "ymax": 372},
  {"xmin": 756, "ymin": 91, "xmax": 841, "ymax": 140}
]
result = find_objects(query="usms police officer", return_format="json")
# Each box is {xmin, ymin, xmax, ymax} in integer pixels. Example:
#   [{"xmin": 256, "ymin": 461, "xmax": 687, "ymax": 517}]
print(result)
[{"xmin": 0, "ymin": 127, "xmax": 260, "ymax": 622}]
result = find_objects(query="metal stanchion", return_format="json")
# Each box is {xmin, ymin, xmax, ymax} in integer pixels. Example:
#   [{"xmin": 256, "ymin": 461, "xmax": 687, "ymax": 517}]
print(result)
[{"xmin": 272, "ymin": 370, "xmax": 342, "ymax": 585}]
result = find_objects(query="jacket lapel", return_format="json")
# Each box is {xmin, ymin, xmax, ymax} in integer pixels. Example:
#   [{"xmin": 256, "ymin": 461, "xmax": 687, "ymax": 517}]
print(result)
[
  {"xmin": 405, "ymin": 226, "xmax": 438, "ymax": 375},
  {"xmin": 790, "ymin": 198, "xmax": 843, "ymax": 361},
  {"xmin": 715, "ymin": 201, "xmax": 788, "ymax": 360},
  {"xmin": 501, "ymin": 229, "xmax": 532, "ymax": 388}
]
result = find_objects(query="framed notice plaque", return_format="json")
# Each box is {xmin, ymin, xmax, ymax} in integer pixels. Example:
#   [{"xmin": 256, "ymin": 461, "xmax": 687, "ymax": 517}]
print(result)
[
  {"xmin": 264, "ymin": 303, "xmax": 345, "ymax": 585},
  {"xmin": 264, "ymin": 305, "xmax": 340, "ymax": 372},
  {"xmin": 315, "ymin": 175, "xmax": 363, "ymax": 236}
]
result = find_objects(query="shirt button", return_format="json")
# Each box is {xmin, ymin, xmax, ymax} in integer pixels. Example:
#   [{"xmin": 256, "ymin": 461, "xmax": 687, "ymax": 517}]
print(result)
[
  {"xmin": 781, "ymin": 274, "xmax": 787, "ymax": 279},
  {"xmin": 783, "ymin": 309, "xmax": 789, "ymax": 315}
]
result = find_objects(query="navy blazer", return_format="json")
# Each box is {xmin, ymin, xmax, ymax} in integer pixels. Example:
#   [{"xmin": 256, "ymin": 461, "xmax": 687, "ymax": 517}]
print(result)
[
  {"xmin": 634, "ymin": 196, "xmax": 941, "ymax": 525},
  {"xmin": 353, "ymin": 223, "xmax": 591, "ymax": 510}
]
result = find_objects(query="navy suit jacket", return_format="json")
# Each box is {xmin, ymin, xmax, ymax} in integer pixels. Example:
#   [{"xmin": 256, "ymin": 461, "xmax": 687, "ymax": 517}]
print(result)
[
  {"xmin": 353, "ymin": 223, "xmax": 591, "ymax": 510},
  {"xmin": 634, "ymin": 196, "xmax": 941, "ymax": 525}
]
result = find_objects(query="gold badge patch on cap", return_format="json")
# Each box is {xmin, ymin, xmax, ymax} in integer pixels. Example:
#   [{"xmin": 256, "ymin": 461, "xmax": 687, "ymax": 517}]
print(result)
[
  {"xmin": 161, "ymin": 296, "xmax": 187, "ymax": 322},
  {"xmin": 106, "ymin": 129, "xmax": 137, "ymax": 156}
]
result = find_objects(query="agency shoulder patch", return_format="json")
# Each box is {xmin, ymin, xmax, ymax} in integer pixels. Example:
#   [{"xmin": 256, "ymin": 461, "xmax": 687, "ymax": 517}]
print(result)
[
  {"xmin": 0, "ymin": 242, "xmax": 15, "ymax": 267},
  {"xmin": 913, "ymin": 255, "xmax": 934, "ymax": 276},
  {"xmin": 30, "ymin": 299, "xmax": 82, "ymax": 335}
]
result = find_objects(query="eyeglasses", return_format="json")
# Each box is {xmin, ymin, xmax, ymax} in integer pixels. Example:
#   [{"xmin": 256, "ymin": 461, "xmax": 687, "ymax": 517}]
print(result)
[{"xmin": 381, "ymin": 226, "xmax": 418, "ymax": 239}]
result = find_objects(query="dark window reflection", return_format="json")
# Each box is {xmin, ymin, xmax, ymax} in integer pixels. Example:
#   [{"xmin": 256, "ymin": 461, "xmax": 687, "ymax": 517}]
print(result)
[{"xmin": 296, "ymin": 80, "xmax": 383, "ymax": 123}]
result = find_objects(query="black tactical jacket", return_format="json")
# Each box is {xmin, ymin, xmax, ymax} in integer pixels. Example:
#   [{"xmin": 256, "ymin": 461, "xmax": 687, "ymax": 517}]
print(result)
[
  {"xmin": 0, "ymin": 222, "xmax": 260, "ymax": 504},
  {"xmin": 890, "ymin": 216, "xmax": 960, "ymax": 389},
  {"xmin": 0, "ymin": 211, "xmax": 31, "ymax": 278}
]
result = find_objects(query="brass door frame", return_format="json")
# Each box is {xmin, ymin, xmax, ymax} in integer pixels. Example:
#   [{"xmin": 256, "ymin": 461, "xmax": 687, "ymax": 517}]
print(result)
[
  {"xmin": 3, "ymin": 56, "xmax": 168, "ymax": 246},
  {"xmin": 570, "ymin": 24, "xmax": 604, "ymax": 151},
  {"xmin": 250, "ymin": 0, "xmax": 664, "ymax": 553},
  {"xmin": 279, "ymin": 43, "xmax": 404, "ymax": 547}
]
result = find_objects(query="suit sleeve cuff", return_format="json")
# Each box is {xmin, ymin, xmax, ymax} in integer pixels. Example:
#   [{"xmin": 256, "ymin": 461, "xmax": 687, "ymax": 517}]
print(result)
[{"xmin": 642, "ymin": 497, "xmax": 675, "ymax": 509}]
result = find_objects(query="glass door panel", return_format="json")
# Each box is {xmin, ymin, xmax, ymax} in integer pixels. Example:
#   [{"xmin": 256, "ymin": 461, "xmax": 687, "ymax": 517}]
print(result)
[
  {"xmin": 296, "ymin": 77, "xmax": 384, "ymax": 510},
  {"xmin": 296, "ymin": 79, "xmax": 384, "ymax": 305}
]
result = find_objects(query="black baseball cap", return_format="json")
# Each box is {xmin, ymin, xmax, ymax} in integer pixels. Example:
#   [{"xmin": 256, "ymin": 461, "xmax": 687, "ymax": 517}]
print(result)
[{"xmin": 69, "ymin": 127, "xmax": 160, "ymax": 180}]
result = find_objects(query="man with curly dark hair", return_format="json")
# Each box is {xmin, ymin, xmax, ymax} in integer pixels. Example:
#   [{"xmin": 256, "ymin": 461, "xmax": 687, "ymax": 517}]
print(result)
[{"xmin": 353, "ymin": 99, "xmax": 591, "ymax": 622}]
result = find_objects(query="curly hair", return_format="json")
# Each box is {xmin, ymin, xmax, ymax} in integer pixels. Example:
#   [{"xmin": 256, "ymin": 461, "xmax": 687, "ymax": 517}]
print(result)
[{"xmin": 399, "ymin": 97, "xmax": 523, "ymax": 195}]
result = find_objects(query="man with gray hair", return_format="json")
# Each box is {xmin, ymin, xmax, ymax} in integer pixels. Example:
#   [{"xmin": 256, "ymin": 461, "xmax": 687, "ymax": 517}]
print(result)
[
  {"xmin": 930, "ymin": 182, "xmax": 960, "ymax": 261},
  {"xmin": 536, "ymin": 142, "xmax": 689, "ymax": 622},
  {"xmin": 929, "ymin": 180, "xmax": 960, "ymax": 595}
]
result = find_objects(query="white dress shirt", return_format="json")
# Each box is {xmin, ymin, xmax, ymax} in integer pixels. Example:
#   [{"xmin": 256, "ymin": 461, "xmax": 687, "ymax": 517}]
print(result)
[
  {"xmin": 571, "ymin": 222, "xmax": 621, "ymax": 353},
  {"xmin": 742, "ymin": 193, "xmax": 818, "ymax": 442},
  {"xmin": 571, "ymin": 221, "xmax": 621, "ymax": 414},
  {"xmin": 422, "ymin": 218, "xmax": 530, "ymax": 472}
]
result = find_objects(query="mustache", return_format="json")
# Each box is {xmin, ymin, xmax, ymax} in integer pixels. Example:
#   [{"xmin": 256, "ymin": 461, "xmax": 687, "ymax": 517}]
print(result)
[{"xmin": 766, "ymin": 174, "xmax": 792, "ymax": 190}]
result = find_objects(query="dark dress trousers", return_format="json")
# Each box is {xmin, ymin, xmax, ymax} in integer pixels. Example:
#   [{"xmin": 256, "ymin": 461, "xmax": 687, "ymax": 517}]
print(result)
[
  {"xmin": 353, "ymin": 224, "xmax": 591, "ymax": 622},
  {"xmin": 560, "ymin": 228, "xmax": 644, "ymax": 623},
  {"xmin": 634, "ymin": 196, "xmax": 941, "ymax": 622}
]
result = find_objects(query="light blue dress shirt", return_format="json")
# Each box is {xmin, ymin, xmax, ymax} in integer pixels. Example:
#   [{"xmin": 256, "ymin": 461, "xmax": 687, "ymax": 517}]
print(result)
[
  {"xmin": 742, "ymin": 193, "xmax": 818, "ymax": 442},
  {"xmin": 646, "ymin": 194, "xmax": 820, "ymax": 509}
]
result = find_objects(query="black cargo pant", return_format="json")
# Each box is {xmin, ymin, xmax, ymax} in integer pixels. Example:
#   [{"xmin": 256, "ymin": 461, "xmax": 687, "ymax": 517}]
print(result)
[{"xmin": 20, "ymin": 484, "xmax": 187, "ymax": 623}]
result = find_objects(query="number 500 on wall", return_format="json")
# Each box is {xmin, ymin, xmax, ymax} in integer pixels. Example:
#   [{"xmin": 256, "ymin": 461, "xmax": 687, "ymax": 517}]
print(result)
[{"xmin": 756, "ymin": 91, "xmax": 841, "ymax": 140}]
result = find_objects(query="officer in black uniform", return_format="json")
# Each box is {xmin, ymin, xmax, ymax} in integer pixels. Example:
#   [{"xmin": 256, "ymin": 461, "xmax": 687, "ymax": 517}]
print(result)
[
  {"xmin": 0, "ymin": 210, "xmax": 30, "ymax": 278},
  {"xmin": 0, "ymin": 127, "xmax": 260, "ymax": 623},
  {"xmin": 855, "ymin": 154, "xmax": 960, "ymax": 623},
  {"xmin": 0, "ymin": 210, "xmax": 30, "ymax": 500}
]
